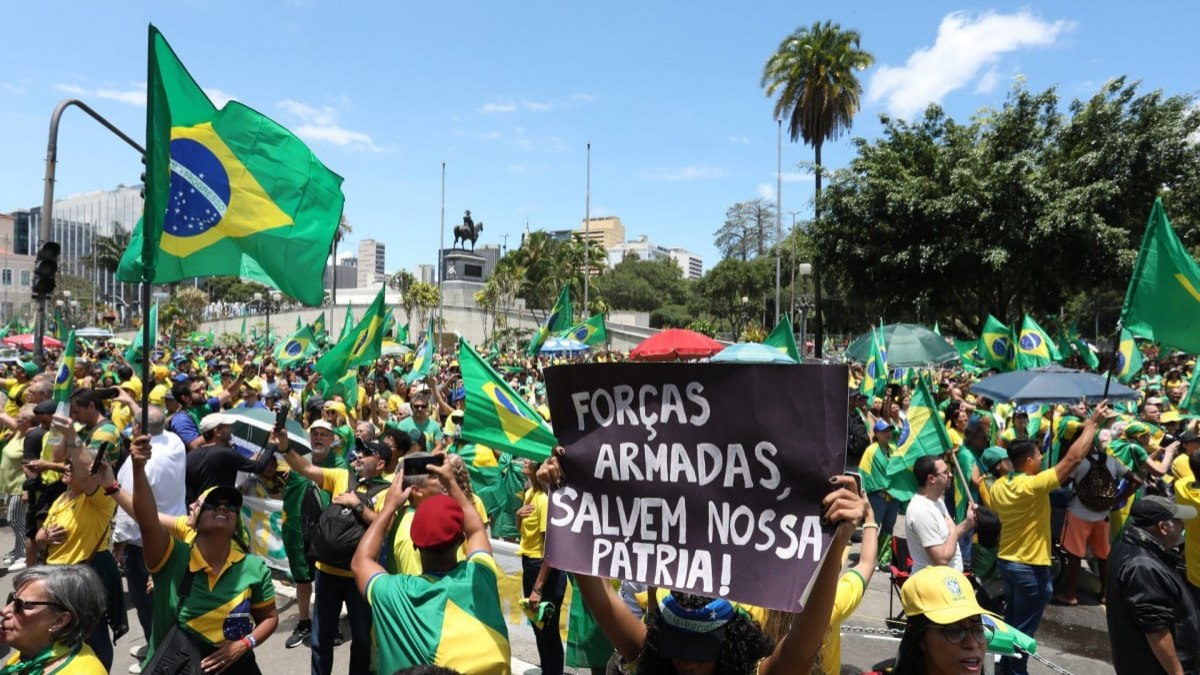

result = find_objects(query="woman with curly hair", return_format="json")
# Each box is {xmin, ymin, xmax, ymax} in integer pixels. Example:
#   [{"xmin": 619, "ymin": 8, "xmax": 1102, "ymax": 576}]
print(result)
[{"xmin": 539, "ymin": 450, "xmax": 866, "ymax": 675}]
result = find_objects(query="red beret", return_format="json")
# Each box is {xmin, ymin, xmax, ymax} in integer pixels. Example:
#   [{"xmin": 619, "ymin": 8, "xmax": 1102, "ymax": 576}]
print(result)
[{"xmin": 411, "ymin": 494, "xmax": 465, "ymax": 550}]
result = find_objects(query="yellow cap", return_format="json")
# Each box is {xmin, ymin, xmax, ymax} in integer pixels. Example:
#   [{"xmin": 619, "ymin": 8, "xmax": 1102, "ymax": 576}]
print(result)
[
  {"xmin": 1160, "ymin": 410, "xmax": 1182, "ymax": 424},
  {"xmin": 900, "ymin": 567, "xmax": 998, "ymax": 625},
  {"xmin": 152, "ymin": 365, "xmax": 169, "ymax": 381},
  {"xmin": 120, "ymin": 379, "xmax": 143, "ymax": 401}
]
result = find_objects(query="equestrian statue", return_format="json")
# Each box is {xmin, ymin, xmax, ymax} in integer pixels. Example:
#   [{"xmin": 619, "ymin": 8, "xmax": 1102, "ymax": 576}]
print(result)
[{"xmin": 454, "ymin": 210, "xmax": 483, "ymax": 251}]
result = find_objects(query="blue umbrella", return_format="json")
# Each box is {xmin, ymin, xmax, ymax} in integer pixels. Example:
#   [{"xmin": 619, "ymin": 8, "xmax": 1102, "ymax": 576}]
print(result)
[
  {"xmin": 969, "ymin": 365, "xmax": 1138, "ymax": 405},
  {"xmin": 711, "ymin": 342, "xmax": 797, "ymax": 364},
  {"xmin": 540, "ymin": 336, "xmax": 590, "ymax": 355}
]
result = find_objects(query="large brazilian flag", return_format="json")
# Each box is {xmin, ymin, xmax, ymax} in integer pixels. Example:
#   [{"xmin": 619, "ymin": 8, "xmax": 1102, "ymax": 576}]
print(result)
[
  {"xmin": 1121, "ymin": 198, "xmax": 1200, "ymax": 354},
  {"xmin": 117, "ymin": 25, "xmax": 345, "ymax": 306}
]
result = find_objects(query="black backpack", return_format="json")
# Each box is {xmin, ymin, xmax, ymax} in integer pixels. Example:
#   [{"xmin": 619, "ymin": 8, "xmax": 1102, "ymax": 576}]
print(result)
[
  {"xmin": 1074, "ymin": 452, "xmax": 1118, "ymax": 513},
  {"xmin": 308, "ymin": 477, "xmax": 390, "ymax": 569}
]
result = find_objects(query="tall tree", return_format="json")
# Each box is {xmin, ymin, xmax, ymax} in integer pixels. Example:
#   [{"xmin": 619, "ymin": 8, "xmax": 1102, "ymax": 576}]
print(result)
[
  {"xmin": 762, "ymin": 21, "xmax": 873, "ymax": 356},
  {"xmin": 714, "ymin": 199, "xmax": 779, "ymax": 260}
]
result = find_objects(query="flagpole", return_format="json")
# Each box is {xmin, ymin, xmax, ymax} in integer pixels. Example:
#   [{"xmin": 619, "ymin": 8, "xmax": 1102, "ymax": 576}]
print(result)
[
  {"xmin": 1103, "ymin": 322, "xmax": 1121, "ymax": 399},
  {"xmin": 774, "ymin": 118, "xmax": 782, "ymax": 326},
  {"xmin": 438, "ymin": 160, "xmax": 445, "ymax": 351},
  {"xmin": 583, "ymin": 141, "xmax": 591, "ymax": 319}
]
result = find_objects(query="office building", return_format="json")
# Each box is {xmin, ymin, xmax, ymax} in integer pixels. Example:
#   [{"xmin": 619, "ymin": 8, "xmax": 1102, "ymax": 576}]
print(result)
[
  {"xmin": 669, "ymin": 247, "xmax": 704, "ymax": 280},
  {"xmin": 577, "ymin": 216, "xmax": 625, "ymax": 248},
  {"xmin": 357, "ymin": 239, "xmax": 386, "ymax": 288},
  {"xmin": 416, "ymin": 264, "xmax": 435, "ymax": 284},
  {"xmin": 0, "ymin": 214, "xmax": 35, "ymax": 322},
  {"xmin": 607, "ymin": 235, "xmax": 671, "ymax": 267}
]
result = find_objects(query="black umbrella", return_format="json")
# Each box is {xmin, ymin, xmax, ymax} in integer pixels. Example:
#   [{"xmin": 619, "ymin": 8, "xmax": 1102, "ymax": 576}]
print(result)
[{"xmin": 969, "ymin": 365, "xmax": 1138, "ymax": 405}]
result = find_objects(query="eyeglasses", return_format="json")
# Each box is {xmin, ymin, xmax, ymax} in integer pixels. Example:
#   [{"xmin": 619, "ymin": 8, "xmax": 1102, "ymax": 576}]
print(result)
[
  {"xmin": 933, "ymin": 623, "xmax": 994, "ymax": 646},
  {"xmin": 201, "ymin": 501, "xmax": 237, "ymax": 513},
  {"xmin": 6, "ymin": 593, "xmax": 63, "ymax": 615},
  {"xmin": 412, "ymin": 405, "xmax": 428, "ymax": 410}
]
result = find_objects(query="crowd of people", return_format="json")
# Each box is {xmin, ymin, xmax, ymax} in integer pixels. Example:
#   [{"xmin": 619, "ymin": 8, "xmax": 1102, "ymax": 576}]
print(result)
[{"xmin": 0, "ymin": 330, "xmax": 1190, "ymax": 675}]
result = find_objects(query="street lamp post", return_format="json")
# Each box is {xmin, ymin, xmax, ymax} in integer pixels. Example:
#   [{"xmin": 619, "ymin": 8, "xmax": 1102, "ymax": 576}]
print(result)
[
  {"xmin": 787, "ymin": 211, "xmax": 801, "ymax": 319},
  {"xmin": 797, "ymin": 263, "xmax": 813, "ymax": 357}
]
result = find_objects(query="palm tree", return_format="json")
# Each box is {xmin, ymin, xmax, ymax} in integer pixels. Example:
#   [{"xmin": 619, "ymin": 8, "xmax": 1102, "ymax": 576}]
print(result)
[{"xmin": 762, "ymin": 21, "xmax": 872, "ymax": 357}]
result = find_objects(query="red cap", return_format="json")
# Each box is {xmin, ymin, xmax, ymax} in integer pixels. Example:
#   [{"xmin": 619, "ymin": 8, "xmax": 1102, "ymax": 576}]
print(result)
[{"xmin": 411, "ymin": 494, "xmax": 465, "ymax": 550}]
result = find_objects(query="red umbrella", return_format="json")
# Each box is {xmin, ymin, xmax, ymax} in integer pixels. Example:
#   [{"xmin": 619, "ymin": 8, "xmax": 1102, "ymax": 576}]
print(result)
[
  {"xmin": 2, "ymin": 334, "xmax": 63, "ymax": 350},
  {"xmin": 629, "ymin": 329, "xmax": 724, "ymax": 362}
]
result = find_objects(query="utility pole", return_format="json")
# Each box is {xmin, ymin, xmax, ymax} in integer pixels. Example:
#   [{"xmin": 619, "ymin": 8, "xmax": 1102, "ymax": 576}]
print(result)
[
  {"xmin": 774, "ymin": 120, "xmax": 782, "ymax": 326},
  {"xmin": 438, "ymin": 161, "xmax": 445, "ymax": 349},
  {"xmin": 583, "ymin": 141, "xmax": 591, "ymax": 319}
]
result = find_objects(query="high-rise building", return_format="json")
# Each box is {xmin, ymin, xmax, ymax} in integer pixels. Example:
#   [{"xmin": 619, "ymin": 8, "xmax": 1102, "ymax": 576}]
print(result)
[
  {"xmin": 668, "ymin": 247, "xmax": 704, "ymax": 280},
  {"xmin": 357, "ymin": 239, "xmax": 386, "ymax": 288},
  {"xmin": 607, "ymin": 235, "xmax": 671, "ymax": 268},
  {"xmin": 0, "ymin": 214, "xmax": 35, "ymax": 322},
  {"xmin": 577, "ymin": 216, "xmax": 625, "ymax": 248},
  {"xmin": 416, "ymin": 264, "xmax": 435, "ymax": 284}
]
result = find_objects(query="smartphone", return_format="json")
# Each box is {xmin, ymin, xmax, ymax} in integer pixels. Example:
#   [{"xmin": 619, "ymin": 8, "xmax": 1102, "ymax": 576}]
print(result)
[
  {"xmin": 403, "ymin": 454, "xmax": 445, "ymax": 475},
  {"xmin": 843, "ymin": 470, "xmax": 863, "ymax": 494},
  {"xmin": 91, "ymin": 442, "xmax": 112, "ymax": 475},
  {"xmin": 274, "ymin": 404, "xmax": 289, "ymax": 432},
  {"xmin": 94, "ymin": 387, "xmax": 121, "ymax": 401}
]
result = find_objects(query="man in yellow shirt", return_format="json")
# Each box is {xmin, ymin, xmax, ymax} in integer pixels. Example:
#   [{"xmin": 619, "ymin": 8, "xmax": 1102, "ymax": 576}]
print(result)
[
  {"xmin": 1175, "ymin": 452, "xmax": 1200, "ymax": 602},
  {"xmin": 989, "ymin": 401, "xmax": 1106, "ymax": 675}
]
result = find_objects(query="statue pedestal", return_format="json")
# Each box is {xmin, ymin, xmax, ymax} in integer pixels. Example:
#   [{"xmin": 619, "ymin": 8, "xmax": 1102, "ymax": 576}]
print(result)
[{"xmin": 441, "ymin": 250, "xmax": 487, "ymax": 282}]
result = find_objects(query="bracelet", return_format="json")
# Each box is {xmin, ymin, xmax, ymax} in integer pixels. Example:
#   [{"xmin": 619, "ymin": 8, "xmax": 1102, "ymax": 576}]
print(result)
[
  {"xmin": 862, "ymin": 523, "xmax": 879, "ymax": 530},
  {"xmin": 104, "ymin": 482, "xmax": 121, "ymax": 496},
  {"xmin": 242, "ymin": 635, "xmax": 256, "ymax": 650}
]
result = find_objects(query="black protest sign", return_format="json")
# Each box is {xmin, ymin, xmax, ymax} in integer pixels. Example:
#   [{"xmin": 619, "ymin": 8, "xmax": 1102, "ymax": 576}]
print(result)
[{"xmin": 543, "ymin": 363, "xmax": 848, "ymax": 612}]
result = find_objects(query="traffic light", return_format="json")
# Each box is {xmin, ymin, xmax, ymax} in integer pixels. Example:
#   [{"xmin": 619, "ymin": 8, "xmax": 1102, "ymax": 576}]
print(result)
[{"xmin": 32, "ymin": 242, "xmax": 61, "ymax": 297}]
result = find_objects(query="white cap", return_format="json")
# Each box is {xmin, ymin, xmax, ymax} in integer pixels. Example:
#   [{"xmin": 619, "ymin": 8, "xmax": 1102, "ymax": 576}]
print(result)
[{"xmin": 198, "ymin": 413, "xmax": 232, "ymax": 433}]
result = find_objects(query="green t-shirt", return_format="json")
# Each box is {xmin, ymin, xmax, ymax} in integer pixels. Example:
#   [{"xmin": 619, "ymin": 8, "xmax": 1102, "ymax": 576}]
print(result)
[
  {"xmin": 281, "ymin": 450, "xmax": 349, "ymax": 530},
  {"xmin": 146, "ymin": 537, "xmax": 275, "ymax": 663},
  {"xmin": 81, "ymin": 418, "xmax": 121, "ymax": 465},
  {"xmin": 366, "ymin": 553, "xmax": 510, "ymax": 675},
  {"xmin": 397, "ymin": 416, "xmax": 444, "ymax": 447}
]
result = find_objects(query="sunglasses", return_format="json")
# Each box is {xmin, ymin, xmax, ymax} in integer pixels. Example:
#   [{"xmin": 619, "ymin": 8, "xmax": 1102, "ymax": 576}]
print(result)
[
  {"xmin": 412, "ymin": 405, "xmax": 428, "ymax": 410},
  {"xmin": 6, "ymin": 593, "xmax": 63, "ymax": 615},
  {"xmin": 201, "ymin": 501, "xmax": 237, "ymax": 513},
  {"xmin": 933, "ymin": 623, "xmax": 994, "ymax": 646}
]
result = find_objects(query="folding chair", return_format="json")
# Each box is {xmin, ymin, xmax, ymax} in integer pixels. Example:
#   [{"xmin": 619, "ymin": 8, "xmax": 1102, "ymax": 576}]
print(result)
[{"xmin": 887, "ymin": 536, "xmax": 913, "ymax": 628}]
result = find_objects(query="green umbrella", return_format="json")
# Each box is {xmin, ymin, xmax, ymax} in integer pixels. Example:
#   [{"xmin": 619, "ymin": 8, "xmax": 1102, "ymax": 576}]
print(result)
[{"xmin": 844, "ymin": 323, "xmax": 958, "ymax": 367}]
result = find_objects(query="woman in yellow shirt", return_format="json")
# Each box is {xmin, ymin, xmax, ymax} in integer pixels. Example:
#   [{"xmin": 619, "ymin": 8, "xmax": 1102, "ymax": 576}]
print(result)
[
  {"xmin": 1, "ymin": 565, "xmax": 108, "ymax": 673},
  {"xmin": 518, "ymin": 459, "xmax": 567, "ymax": 675}
]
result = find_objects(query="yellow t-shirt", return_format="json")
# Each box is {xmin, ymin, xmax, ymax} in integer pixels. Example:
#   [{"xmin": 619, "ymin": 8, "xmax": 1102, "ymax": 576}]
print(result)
[
  {"xmin": 947, "ymin": 427, "xmax": 964, "ymax": 448},
  {"xmin": 821, "ymin": 571, "xmax": 866, "ymax": 675},
  {"xmin": 1175, "ymin": 475, "xmax": 1200, "ymax": 589},
  {"xmin": 990, "ymin": 469, "xmax": 1060, "ymax": 566},
  {"xmin": 1172, "ymin": 453, "xmax": 1194, "ymax": 483},
  {"xmin": 5, "ymin": 642, "xmax": 106, "ymax": 674},
  {"xmin": 516, "ymin": 489, "xmax": 548, "ymax": 559},
  {"xmin": 110, "ymin": 403, "xmax": 133, "ymax": 435},
  {"xmin": 4, "ymin": 380, "xmax": 27, "ymax": 418},
  {"xmin": 43, "ymin": 489, "xmax": 117, "ymax": 565},
  {"xmin": 391, "ymin": 508, "xmax": 421, "ymax": 576},
  {"xmin": 149, "ymin": 383, "xmax": 169, "ymax": 408}
]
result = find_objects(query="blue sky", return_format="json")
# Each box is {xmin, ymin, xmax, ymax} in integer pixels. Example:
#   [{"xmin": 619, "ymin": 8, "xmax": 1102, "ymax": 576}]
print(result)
[{"xmin": 1, "ymin": 1, "xmax": 1195, "ymax": 275}]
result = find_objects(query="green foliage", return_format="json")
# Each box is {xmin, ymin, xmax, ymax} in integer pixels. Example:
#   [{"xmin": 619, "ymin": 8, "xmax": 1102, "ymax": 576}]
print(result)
[
  {"xmin": 650, "ymin": 304, "xmax": 693, "ymax": 329},
  {"xmin": 593, "ymin": 256, "xmax": 691, "ymax": 311},
  {"xmin": 161, "ymin": 286, "xmax": 209, "ymax": 335},
  {"xmin": 498, "ymin": 231, "xmax": 606, "ymax": 312},
  {"xmin": 203, "ymin": 276, "xmax": 274, "ymax": 304},
  {"xmin": 817, "ymin": 78, "xmax": 1200, "ymax": 333},
  {"xmin": 686, "ymin": 318, "xmax": 718, "ymax": 337},
  {"xmin": 692, "ymin": 258, "xmax": 775, "ymax": 333},
  {"xmin": 739, "ymin": 323, "xmax": 768, "ymax": 343}
]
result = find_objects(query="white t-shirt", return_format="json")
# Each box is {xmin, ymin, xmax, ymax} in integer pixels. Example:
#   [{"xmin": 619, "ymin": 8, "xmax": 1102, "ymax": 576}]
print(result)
[
  {"xmin": 113, "ymin": 431, "xmax": 188, "ymax": 546},
  {"xmin": 1067, "ymin": 452, "xmax": 1128, "ymax": 522},
  {"xmin": 905, "ymin": 493, "xmax": 962, "ymax": 573}
]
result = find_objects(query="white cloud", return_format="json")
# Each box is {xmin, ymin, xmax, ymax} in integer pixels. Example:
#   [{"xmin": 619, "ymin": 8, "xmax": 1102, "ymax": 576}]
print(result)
[
  {"xmin": 53, "ymin": 82, "xmax": 236, "ymax": 108},
  {"xmin": 203, "ymin": 88, "xmax": 237, "ymax": 107},
  {"xmin": 277, "ymin": 98, "xmax": 384, "ymax": 152},
  {"xmin": 868, "ymin": 10, "xmax": 1072, "ymax": 118},
  {"xmin": 479, "ymin": 93, "xmax": 595, "ymax": 114},
  {"xmin": 641, "ymin": 165, "xmax": 724, "ymax": 181},
  {"xmin": 757, "ymin": 183, "xmax": 775, "ymax": 200},
  {"xmin": 54, "ymin": 84, "xmax": 88, "ymax": 96},
  {"xmin": 1, "ymin": 82, "xmax": 28, "ymax": 95},
  {"xmin": 782, "ymin": 171, "xmax": 813, "ymax": 183},
  {"xmin": 728, "ymin": 135, "xmax": 750, "ymax": 144}
]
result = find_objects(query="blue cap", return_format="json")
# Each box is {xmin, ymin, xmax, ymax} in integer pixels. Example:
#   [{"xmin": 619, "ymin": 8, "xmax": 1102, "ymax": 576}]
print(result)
[
  {"xmin": 172, "ymin": 373, "xmax": 190, "ymax": 383},
  {"xmin": 449, "ymin": 386, "xmax": 466, "ymax": 403},
  {"xmin": 873, "ymin": 419, "xmax": 894, "ymax": 433}
]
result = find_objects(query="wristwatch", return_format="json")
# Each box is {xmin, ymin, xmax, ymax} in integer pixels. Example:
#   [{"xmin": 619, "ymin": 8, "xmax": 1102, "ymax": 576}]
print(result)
[{"xmin": 352, "ymin": 503, "xmax": 365, "ymax": 515}]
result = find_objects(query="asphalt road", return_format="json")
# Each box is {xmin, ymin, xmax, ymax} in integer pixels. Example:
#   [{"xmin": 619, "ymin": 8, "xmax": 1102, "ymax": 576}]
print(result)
[{"xmin": 0, "ymin": 529, "xmax": 1115, "ymax": 674}]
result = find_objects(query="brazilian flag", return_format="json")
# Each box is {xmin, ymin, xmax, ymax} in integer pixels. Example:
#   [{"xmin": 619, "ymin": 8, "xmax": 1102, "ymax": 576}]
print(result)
[
  {"xmin": 459, "ymin": 338, "xmax": 555, "ymax": 461},
  {"xmin": 954, "ymin": 338, "xmax": 987, "ymax": 373},
  {"xmin": 526, "ymin": 285, "xmax": 573, "ymax": 356},
  {"xmin": 560, "ymin": 314, "xmax": 609, "ymax": 348},
  {"xmin": 762, "ymin": 315, "xmax": 799, "ymax": 362},
  {"xmin": 53, "ymin": 330, "xmax": 77, "ymax": 404},
  {"xmin": 1012, "ymin": 315, "xmax": 1060, "ymax": 370},
  {"xmin": 311, "ymin": 312, "xmax": 327, "ymax": 342},
  {"xmin": 886, "ymin": 377, "xmax": 953, "ymax": 499},
  {"xmin": 1182, "ymin": 364, "xmax": 1200, "ymax": 415},
  {"xmin": 323, "ymin": 370, "xmax": 359, "ymax": 410},
  {"xmin": 1116, "ymin": 328, "xmax": 1143, "ymax": 384},
  {"xmin": 382, "ymin": 307, "xmax": 395, "ymax": 338},
  {"xmin": 404, "ymin": 321, "xmax": 434, "ymax": 385},
  {"xmin": 116, "ymin": 26, "xmax": 345, "ymax": 306},
  {"xmin": 314, "ymin": 287, "xmax": 387, "ymax": 386},
  {"xmin": 275, "ymin": 325, "xmax": 317, "ymax": 368},
  {"xmin": 859, "ymin": 327, "xmax": 887, "ymax": 405},
  {"xmin": 339, "ymin": 305, "xmax": 355, "ymax": 343},
  {"xmin": 977, "ymin": 314, "xmax": 1010, "ymax": 371},
  {"xmin": 394, "ymin": 322, "xmax": 409, "ymax": 345},
  {"xmin": 1121, "ymin": 198, "xmax": 1200, "ymax": 354}
]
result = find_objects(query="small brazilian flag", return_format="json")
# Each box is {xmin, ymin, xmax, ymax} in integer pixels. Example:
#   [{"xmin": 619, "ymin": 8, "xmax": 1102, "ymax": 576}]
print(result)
[
  {"xmin": 1012, "ymin": 315, "xmax": 1060, "ymax": 371},
  {"xmin": 311, "ymin": 312, "xmax": 327, "ymax": 342},
  {"xmin": 559, "ymin": 314, "xmax": 608, "ymax": 348},
  {"xmin": 314, "ymin": 287, "xmax": 387, "ymax": 386},
  {"xmin": 275, "ymin": 325, "xmax": 317, "ymax": 368},
  {"xmin": 977, "ymin": 314, "xmax": 1011, "ymax": 371},
  {"xmin": 886, "ymin": 377, "xmax": 952, "ymax": 476},
  {"xmin": 116, "ymin": 25, "xmax": 345, "ymax": 306},
  {"xmin": 405, "ymin": 320, "xmax": 435, "ymax": 385},
  {"xmin": 1116, "ymin": 328, "xmax": 1143, "ymax": 384},
  {"xmin": 459, "ymin": 338, "xmax": 554, "ymax": 462},
  {"xmin": 125, "ymin": 303, "xmax": 158, "ymax": 366},
  {"xmin": 339, "ymin": 305, "xmax": 355, "ymax": 343},
  {"xmin": 859, "ymin": 327, "xmax": 888, "ymax": 405},
  {"xmin": 527, "ymin": 285, "xmax": 573, "ymax": 356},
  {"xmin": 394, "ymin": 322, "xmax": 409, "ymax": 345},
  {"xmin": 53, "ymin": 330, "xmax": 77, "ymax": 404},
  {"xmin": 762, "ymin": 315, "xmax": 800, "ymax": 363}
]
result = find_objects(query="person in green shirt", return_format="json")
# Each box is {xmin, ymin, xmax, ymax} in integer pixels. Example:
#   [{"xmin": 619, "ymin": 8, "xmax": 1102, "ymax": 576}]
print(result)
[
  {"xmin": 396, "ymin": 392, "xmax": 444, "ymax": 452},
  {"xmin": 352, "ymin": 456, "xmax": 510, "ymax": 675}
]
